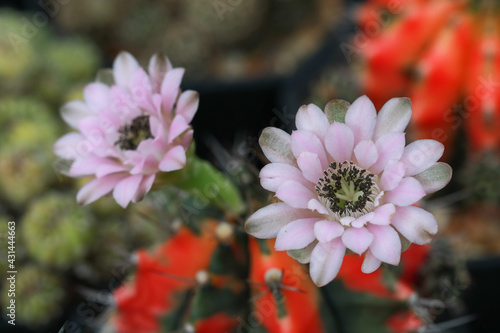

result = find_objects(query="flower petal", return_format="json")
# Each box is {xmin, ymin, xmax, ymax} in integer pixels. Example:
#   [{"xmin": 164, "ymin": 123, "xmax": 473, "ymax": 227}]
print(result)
[
  {"xmin": 380, "ymin": 160, "xmax": 405, "ymax": 191},
  {"xmin": 341, "ymin": 227, "xmax": 374, "ymax": 255},
  {"xmin": 297, "ymin": 152, "xmax": 323, "ymax": 184},
  {"xmin": 354, "ymin": 139, "xmax": 378, "ymax": 169},
  {"xmin": 287, "ymin": 241, "xmax": 317, "ymax": 264},
  {"xmin": 133, "ymin": 174, "xmax": 156, "ymax": 203},
  {"xmin": 414, "ymin": 162, "xmax": 452, "ymax": 194},
  {"xmin": 76, "ymin": 173, "xmax": 127, "ymax": 205},
  {"xmin": 400, "ymin": 139, "xmax": 444, "ymax": 177},
  {"xmin": 291, "ymin": 130, "xmax": 328, "ymax": 169},
  {"xmin": 324, "ymin": 99, "xmax": 350, "ymax": 124},
  {"xmin": 70, "ymin": 156, "xmax": 109, "ymax": 177},
  {"xmin": 366, "ymin": 225, "xmax": 401, "ymax": 265},
  {"xmin": 176, "ymin": 90, "xmax": 199, "ymax": 123},
  {"xmin": 84, "ymin": 83, "xmax": 110, "ymax": 112},
  {"xmin": 324, "ymin": 122, "xmax": 354, "ymax": 162},
  {"xmin": 245, "ymin": 202, "xmax": 315, "ymax": 239},
  {"xmin": 345, "ymin": 95, "xmax": 377, "ymax": 144},
  {"xmin": 373, "ymin": 97, "xmax": 412, "ymax": 140},
  {"xmin": 148, "ymin": 53, "xmax": 172, "ymax": 92},
  {"xmin": 159, "ymin": 146, "xmax": 186, "ymax": 172},
  {"xmin": 384, "ymin": 177, "xmax": 426, "ymax": 206},
  {"xmin": 307, "ymin": 199, "xmax": 329, "ymax": 215},
  {"xmin": 275, "ymin": 180, "xmax": 316, "ymax": 209},
  {"xmin": 314, "ymin": 220, "xmax": 345, "ymax": 243},
  {"xmin": 259, "ymin": 127, "xmax": 295, "ymax": 165},
  {"xmin": 61, "ymin": 101, "xmax": 91, "ymax": 128},
  {"xmin": 161, "ymin": 68, "xmax": 184, "ymax": 113},
  {"xmin": 310, "ymin": 239, "xmax": 346, "ymax": 286},
  {"xmin": 113, "ymin": 51, "xmax": 140, "ymax": 87},
  {"xmin": 53, "ymin": 132, "xmax": 85, "ymax": 159},
  {"xmin": 351, "ymin": 212, "xmax": 375, "ymax": 228},
  {"xmin": 113, "ymin": 174, "xmax": 144, "ymax": 208},
  {"xmin": 391, "ymin": 206, "xmax": 438, "ymax": 245},
  {"xmin": 275, "ymin": 218, "xmax": 320, "ymax": 251},
  {"xmin": 168, "ymin": 114, "xmax": 190, "ymax": 143},
  {"xmin": 96, "ymin": 162, "xmax": 129, "ymax": 178},
  {"xmin": 370, "ymin": 203, "xmax": 395, "ymax": 225},
  {"xmin": 129, "ymin": 154, "xmax": 158, "ymax": 175},
  {"xmin": 296, "ymin": 104, "xmax": 329, "ymax": 139},
  {"xmin": 370, "ymin": 132, "xmax": 406, "ymax": 175},
  {"xmin": 260, "ymin": 163, "xmax": 308, "ymax": 192},
  {"xmin": 361, "ymin": 249, "xmax": 382, "ymax": 273}
]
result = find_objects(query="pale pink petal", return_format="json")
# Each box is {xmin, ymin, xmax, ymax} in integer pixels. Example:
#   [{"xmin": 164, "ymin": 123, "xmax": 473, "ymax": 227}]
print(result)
[
  {"xmin": 391, "ymin": 206, "xmax": 438, "ymax": 245},
  {"xmin": 96, "ymin": 163, "xmax": 129, "ymax": 178},
  {"xmin": 130, "ymin": 154, "xmax": 158, "ymax": 175},
  {"xmin": 260, "ymin": 163, "xmax": 308, "ymax": 192},
  {"xmin": 295, "ymin": 104, "xmax": 329, "ymax": 139},
  {"xmin": 297, "ymin": 152, "xmax": 324, "ymax": 183},
  {"xmin": 384, "ymin": 177, "xmax": 425, "ymax": 206},
  {"xmin": 370, "ymin": 203, "xmax": 395, "ymax": 225},
  {"xmin": 275, "ymin": 180, "xmax": 316, "ymax": 209},
  {"xmin": 176, "ymin": 90, "xmax": 199, "ymax": 123},
  {"xmin": 113, "ymin": 174, "xmax": 144, "ymax": 208},
  {"xmin": 307, "ymin": 199, "xmax": 329, "ymax": 215},
  {"xmin": 84, "ymin": 83, "xmax": 110, "ymax": 111},
  {"xmin": 340, "ymin": 216, "xmax": 356, "ymax": 226},
  {"xmin": 149, "ymin": 116, "xmax": 162, "ymax": 138},
  {"xmin": 275, "ymin": 218, "xmax": 320, "ymax": 251},
  {"xmin": 161, "ymin": 68, "xmax": 184, "ymax": 113},
  {"xmin": 181, "ymin": 129, "xmax": 194, "ymax": 151},
  {"xmin": 354, "ymin": 140, "xmax": 378, "ymax": 169},
  {"xmin": 366, "ymin": 225, "xmax": 401, "ymax": 265},
  {"xmin": 70, "ymin": 156, "xmax": 110, "ymax": 177},
  {"xmin": 77, "ymin": 173, "xmax": 127, "ymax": 205},
  {"xmin": 245, "ymin": 202, "xmax": 315, "ymax": 239},
  {"xmin": 259, "ymin": 127, "xmax": 296, "ymax": 165},
  {"xmin": 380, "ymin": 160, "xmax": 405, "ymax": 191},
  {"xmin": 310, "ymin": 239, "xmax": 346, "ymax": 287},
  {"xmin": 291, "ymin": 130, "xmax": 328, "ymax": 169},
  {"xmin": 313, "ymin": 220, "xmax": 344, "ymax": 243},
  {"xmin": 159, "ymin": 145, "xmax": 186, "ymax": 172},
  {"xmin": 61, "ymin": 101, "xmax": 92, "ymax": 128},
  {"xmin": 351, "ymin": 212, "xmax": 375, "ymax": 228},
  {"xmin": 168, "ymin": 114, "xmax": 190, "ymax": 143},
  {"xmin": 361, "ymin": 249, "xmax": 382, "ymax": 273},
  {"xmin": 53, "ymin": 133, "xmax": 85, "ymax": 159},
  {"xmin": 133, "ymin": 174, "xmax": 156, "ymax": 202},
  {"xmin": 148, "ymin": 53, "xmax": 172, "ymax": 92},
  {"xmin": 345, "ymin": 95, "xmax": 377, "ymax": 144},
  {"xmin": 113, "ymin": 51, "xmax": 140, "ymax": 87},
  {"xmin": 370, "ymin": 132, "xmax": 405, "ymax": 175},
  {"xmin": 399, "ymin": 140, "xmax": 444, "ymax": 177},
  {"xmin": 341, "ymin": 227, "xmax": 373, "ymax": 255},
  {"xmin": 324, "ymin": 122, "xmax": 354, "ymax": 162},
  {"xmin": 373, "ymin": 97, "xmax": 412, "ymax": 140}
]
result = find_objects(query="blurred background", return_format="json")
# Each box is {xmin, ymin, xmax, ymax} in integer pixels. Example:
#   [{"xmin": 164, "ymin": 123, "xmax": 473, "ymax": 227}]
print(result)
[{"xmin": 0, "ymin": 0, "xmax": 499, "ymax": 332}]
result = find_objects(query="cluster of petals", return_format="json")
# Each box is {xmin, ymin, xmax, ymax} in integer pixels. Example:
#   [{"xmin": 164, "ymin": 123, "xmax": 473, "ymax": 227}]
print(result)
[
  {"xmin": 54, "ymin": 52, "xmax": 198, "ymax": 207},
  {"xmin": 246, "ymin": 96, "xmax": 452, "ymax": 286}
]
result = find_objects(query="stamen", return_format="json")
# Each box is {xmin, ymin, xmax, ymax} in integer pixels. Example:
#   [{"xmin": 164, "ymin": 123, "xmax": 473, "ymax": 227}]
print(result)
[
  {"xmin": 315, "ymin": 161, "xmax": 380, "ymax": 218},
  {"xmin": 115, "ymin": 115, "xmax": 153, "ymax": 150}
]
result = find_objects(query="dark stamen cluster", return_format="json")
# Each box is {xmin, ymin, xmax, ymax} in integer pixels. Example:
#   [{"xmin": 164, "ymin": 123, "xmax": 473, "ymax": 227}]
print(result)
[
  {"xmin": 115, "ymin": 115, "xmax": 153, "ymax": 150},
  {"xmin": 315, "ymin": 161, "xmax": 374, "ymax": 214}
]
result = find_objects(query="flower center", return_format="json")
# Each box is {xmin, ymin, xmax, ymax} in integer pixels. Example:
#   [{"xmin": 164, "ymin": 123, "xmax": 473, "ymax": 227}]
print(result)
[
  {"xmin": 115, "ymin": 115, "xmax": 153, "ymax": 150},
  {"xmin": 315, "ymin": 161, "xmax": 378, "ymax": 217}
]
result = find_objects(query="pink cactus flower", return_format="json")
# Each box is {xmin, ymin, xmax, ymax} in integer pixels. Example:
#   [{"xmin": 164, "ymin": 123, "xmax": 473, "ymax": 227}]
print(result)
[
  {"xmin": 245, "ymin": 96, "xmax": 452, "ymax": 286},
  {"xmin": 54, "ymin": 52, "xmax": 198, "ymax": 208}
]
